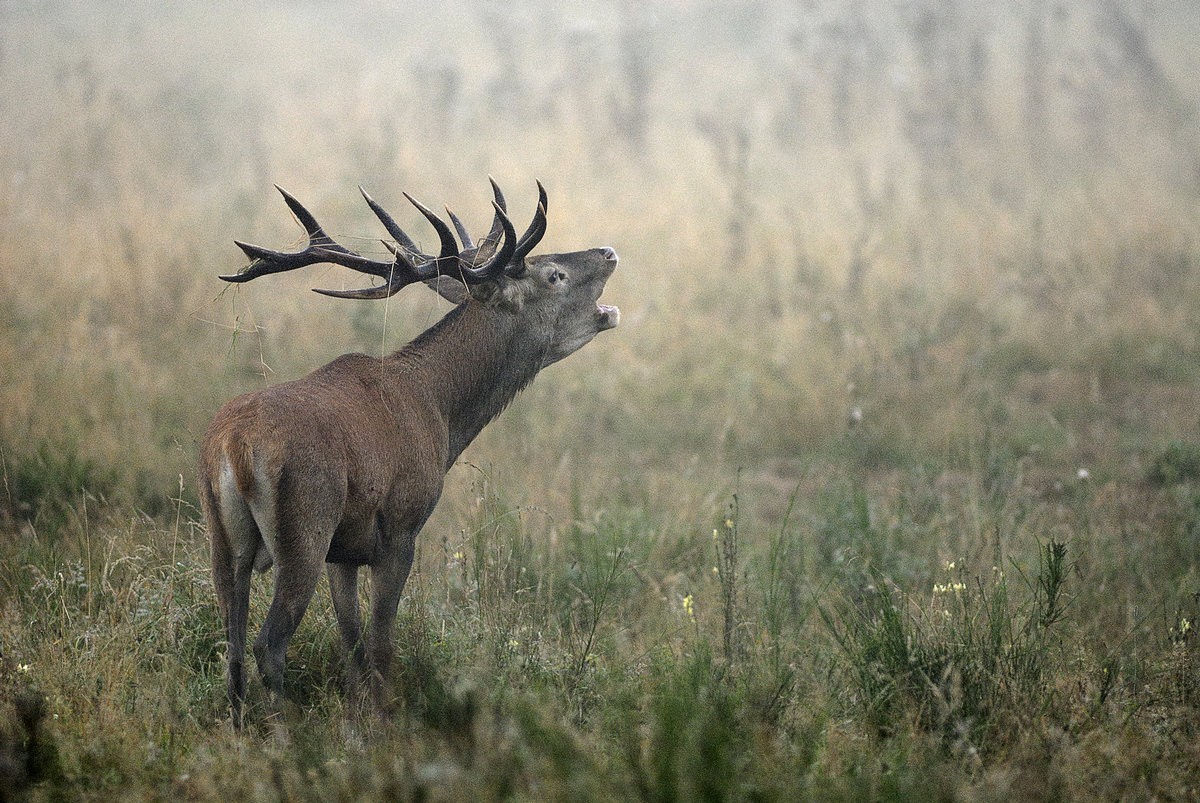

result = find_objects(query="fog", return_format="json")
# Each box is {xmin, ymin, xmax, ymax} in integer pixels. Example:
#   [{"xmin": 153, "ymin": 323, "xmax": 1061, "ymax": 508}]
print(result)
[
  {"xmin": 5, "ymin": 1, "xmax": 1196, "ymax": 265},
  {"xmin": 1, "ymin": 0, "xmax": 1198, "ymax": 488}
]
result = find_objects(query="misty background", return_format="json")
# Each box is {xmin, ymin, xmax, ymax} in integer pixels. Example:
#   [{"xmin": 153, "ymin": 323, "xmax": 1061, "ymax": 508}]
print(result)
[{"xmin": 1, "ymin": 0, "xmax": 1198, "ymax": 512}]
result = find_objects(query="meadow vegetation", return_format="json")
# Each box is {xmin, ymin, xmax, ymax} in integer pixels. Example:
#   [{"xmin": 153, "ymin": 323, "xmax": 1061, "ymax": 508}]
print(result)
[{"xmin": 2, "ymin": 0, "xmax": 1200, "ymax": 798}]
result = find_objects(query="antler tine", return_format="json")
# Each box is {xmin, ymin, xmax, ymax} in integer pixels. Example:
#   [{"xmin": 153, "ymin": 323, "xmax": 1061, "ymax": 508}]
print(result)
[
  {"xmin": 403, "ymin": 193, "xmax": 460, "ymax": 261},
  {"xmin": 277, "ymin": 185, "xmax": 325, "ymax": 240},
  {"xmin": 466, "ymin": 177, "xmax": 509, "ymax": 262},
  {"xmin": 510, "ymin": 180, "xmax": 549, "ymax": 267},
  {"xmin": 488, "ymin": 176, "xmax": 508, "ymax": 213},
  {"xmin": 360, "ymin": 187, "xmax": 421, "ymax": 255},
  {"xmin": 313, "ymin": 282, "xmax": 402, "ymax": 300},
  {"xmin": 446, "ymin": 207, "xmax": 474, "ymax": 250},
  {"xmin": 225, "ymin": 239, "xmax": 311, "ymax": 282},
  {"xmin": 461, "ymin": 201, "xmax": 517, "ymax": 280}
]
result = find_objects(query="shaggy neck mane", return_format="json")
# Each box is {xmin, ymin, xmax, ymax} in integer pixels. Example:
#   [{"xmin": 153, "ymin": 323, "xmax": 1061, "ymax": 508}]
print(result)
[{"xmin": 385, "ymin": 298, "xmax": 543, "ymax": 466}]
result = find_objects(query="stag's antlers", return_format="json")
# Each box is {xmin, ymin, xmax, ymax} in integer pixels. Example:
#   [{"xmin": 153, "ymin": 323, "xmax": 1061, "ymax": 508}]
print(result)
[{"xmin": 222, "ymin": 180, "xmax": 549, "ymax": 298}]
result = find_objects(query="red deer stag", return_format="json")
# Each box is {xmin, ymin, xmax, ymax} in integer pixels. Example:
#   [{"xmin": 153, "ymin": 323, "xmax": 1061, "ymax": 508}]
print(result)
[{"xmin": 199, "ymin": 180, "xmax": 619, "ymax": 725}]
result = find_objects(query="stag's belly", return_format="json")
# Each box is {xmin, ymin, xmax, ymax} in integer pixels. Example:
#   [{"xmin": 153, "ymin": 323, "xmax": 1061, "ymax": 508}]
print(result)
[
  {"xmin": 326, "ymin": 513, "xmax": 382, "ymax": 566},
  {"xmin": 324, "ymin": 472, "xmax": 444, "ymax": 567}
]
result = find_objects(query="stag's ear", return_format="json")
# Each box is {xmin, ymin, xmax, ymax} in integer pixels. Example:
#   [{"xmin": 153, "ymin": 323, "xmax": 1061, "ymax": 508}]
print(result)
[
  {"xmin": 466, "ymin": 276, "xmax": 529, "ymax": 309},
  {"xmin": 421, "ymin": 275, "xmax": 468, "ymax": 304},
  {"xmin": 467, "ymin": 280, "xmax": 502, "ymax": 306}
]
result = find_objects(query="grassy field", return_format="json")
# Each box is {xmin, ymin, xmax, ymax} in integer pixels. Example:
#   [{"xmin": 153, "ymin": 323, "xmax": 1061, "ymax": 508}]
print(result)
[{"xmin": 2, "ymin": 1, "xmax": 1200, "ymax": 799}]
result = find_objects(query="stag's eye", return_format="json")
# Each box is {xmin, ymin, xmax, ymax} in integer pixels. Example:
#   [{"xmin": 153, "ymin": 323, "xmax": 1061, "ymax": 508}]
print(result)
[{"xmin": 548, "ymin": 270, "xmax": 567, "ymax": 285}]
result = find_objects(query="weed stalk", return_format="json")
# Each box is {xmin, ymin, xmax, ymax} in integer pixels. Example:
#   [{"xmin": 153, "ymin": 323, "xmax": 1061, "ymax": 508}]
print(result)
[{"xmin": 715, "ymin": 491, "xmax": 740, "ymax": 666}]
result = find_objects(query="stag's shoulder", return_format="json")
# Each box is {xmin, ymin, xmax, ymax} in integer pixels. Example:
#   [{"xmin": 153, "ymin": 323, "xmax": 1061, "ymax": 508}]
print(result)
[{"xmin": 315, "ymin": 351, "xmax": 379, "ymax": 372}]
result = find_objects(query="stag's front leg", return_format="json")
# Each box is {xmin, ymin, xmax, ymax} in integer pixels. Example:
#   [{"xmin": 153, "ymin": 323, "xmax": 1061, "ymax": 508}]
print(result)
[
  {"xmin": 327, "ymin": 562, "xmax": 368, "ymax": 708},
  {"xmin": 366, "ymin": 529, "xmax": 418, "ymax": 716}
]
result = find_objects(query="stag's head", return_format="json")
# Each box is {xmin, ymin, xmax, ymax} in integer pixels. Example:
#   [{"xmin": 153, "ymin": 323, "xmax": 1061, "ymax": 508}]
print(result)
[
  {"xmin": 501, "ymin": 245, "xmax": 620, "ymax": 366},
  {"xmin": 223, "ymin": 180, "xmax": 619, "ymax": 364}
]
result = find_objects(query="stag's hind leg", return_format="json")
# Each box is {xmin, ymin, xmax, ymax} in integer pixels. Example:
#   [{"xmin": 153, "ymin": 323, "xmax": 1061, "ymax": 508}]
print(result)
[
  {"xmin": 252, "ymin": 551, "xmax": 324, "ymax": 704},
  {"xmin": 204, "ymin": 466, "xmax": 260, "ymax": 729},
  {"xmin": 248, "ymin": 470, "xmax": 339, "ymax": 709},
  {"xmin": 222, "ymin": 553, "xmax": 255, "ymax": 728}
]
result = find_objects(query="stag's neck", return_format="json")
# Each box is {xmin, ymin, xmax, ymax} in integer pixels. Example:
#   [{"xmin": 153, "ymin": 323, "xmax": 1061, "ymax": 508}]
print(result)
[{"xmin": 386, "ymin": 300, "xmax": 543, "ymax": 467}]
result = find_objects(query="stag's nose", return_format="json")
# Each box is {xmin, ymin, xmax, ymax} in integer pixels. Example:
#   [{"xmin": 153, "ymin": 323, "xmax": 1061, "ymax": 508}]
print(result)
[{"xmin": 599, "ymin": 247, "xmax": 618, "ymax": 261}]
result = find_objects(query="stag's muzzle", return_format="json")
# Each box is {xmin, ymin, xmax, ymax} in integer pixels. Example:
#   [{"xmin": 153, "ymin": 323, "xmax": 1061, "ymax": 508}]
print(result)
[{"xmin": 596, "ymin": 247, "xmax": 620, "ymax": 330}]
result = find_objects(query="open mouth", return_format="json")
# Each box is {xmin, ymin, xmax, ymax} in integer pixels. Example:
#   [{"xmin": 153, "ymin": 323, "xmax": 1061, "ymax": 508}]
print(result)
[
  {"xmin": 595, "ymin": 248, "xmax": 619, "ymax": 330},
  {"xmin": 596, "ymin": 303, "xmax": 620, "ymax": 331}
]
